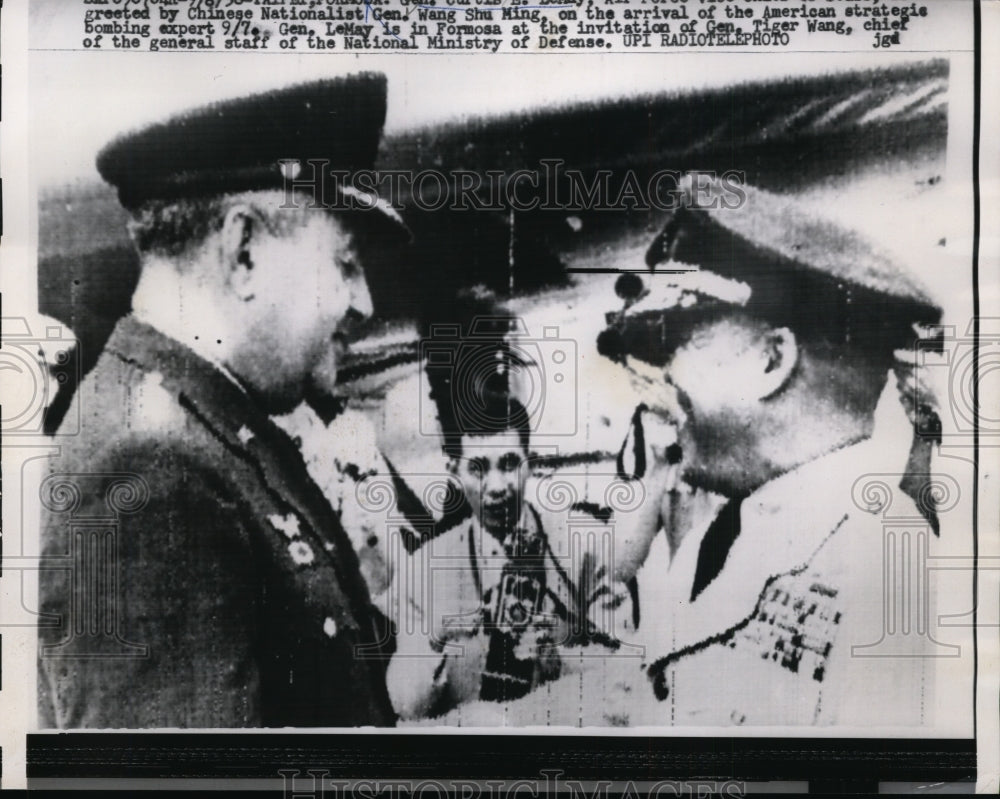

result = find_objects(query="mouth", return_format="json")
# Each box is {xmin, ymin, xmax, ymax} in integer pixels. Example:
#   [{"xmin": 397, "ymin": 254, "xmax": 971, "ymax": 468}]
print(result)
[
  {"xmin": 330, "ymin": 332, "xmax": 348, "ymax": 354},
  {"xmin": 332, "ymin": 321, "xmax": 421, "ymax": 383},
  {"xmin": 335, "ymin": 340, "xmax": 420, "ymax": 385},
  {"xmin": 481, "ymin": 500, "xmax": 517, "ymax": 523}
]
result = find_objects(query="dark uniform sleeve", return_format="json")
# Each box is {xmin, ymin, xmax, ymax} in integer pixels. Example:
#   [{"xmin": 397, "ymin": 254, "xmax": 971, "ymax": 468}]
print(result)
[{"xmin": 38, "ymin": 440, "xmax": 263, "ymax": 728}]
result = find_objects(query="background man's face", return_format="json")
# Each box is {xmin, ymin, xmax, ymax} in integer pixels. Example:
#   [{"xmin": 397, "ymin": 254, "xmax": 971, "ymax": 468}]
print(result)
[
  {"xmin": 662, "ymin": 315, "xmax": 766, "ymax": 495},
  {"xmin": 456, "ymin": 432, "xmax": 529, "ymax": 536},
  {"xmin": 249, "ymin": 212, "xmax": 373, "ymax": 406}
]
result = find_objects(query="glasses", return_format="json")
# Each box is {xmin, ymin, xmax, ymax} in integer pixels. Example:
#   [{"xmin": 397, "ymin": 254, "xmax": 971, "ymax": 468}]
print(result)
[{"xmin": 598, "ymin": 294, "xmax": 737, "ymax": 368}]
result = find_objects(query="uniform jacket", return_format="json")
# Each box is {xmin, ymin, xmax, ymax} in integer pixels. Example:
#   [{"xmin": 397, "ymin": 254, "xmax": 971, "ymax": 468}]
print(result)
[
  {"xmin": 38, "ymin": 316, "xmax": 396, "ymax": 728},
  {"xmin": 622, "ymin": 437, "xmax": 939, "ymax": 728}
]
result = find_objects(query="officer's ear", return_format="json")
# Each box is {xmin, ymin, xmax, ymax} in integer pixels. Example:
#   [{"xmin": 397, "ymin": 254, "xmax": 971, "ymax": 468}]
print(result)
[
  {"xmin": 220, "ymin": 204, "xmax": 261, "ymax": 300},
  {"xmin": 756, "ymin": 326, "xmax": 798, "ymax": 400}
]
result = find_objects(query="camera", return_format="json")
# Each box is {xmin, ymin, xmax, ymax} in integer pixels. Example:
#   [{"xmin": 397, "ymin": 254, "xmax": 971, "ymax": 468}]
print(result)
[
  {"xmin": 914, "ymin": 320, "xmax": 1000, "ymax": 440},
  {"xmin": 419, "ymin": 316, "xmax": 578, "ymax": 438},
  {"xmin": 1, "ymin": 316, "xmax": 80, "ymax": 436}
]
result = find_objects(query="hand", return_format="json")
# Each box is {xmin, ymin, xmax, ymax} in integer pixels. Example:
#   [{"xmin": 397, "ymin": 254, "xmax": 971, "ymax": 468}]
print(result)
[
  {"xmin": 441, "ymin": 623, "xmax": 492, "ymax": 707},
  {"xmin": 623, "ymin": 357, "xmax": 687, "ymax": 429},
  {"xmin": 435, "ymin": 606, "xmax": 485, "ymax": 646},
  {"xmin": 612, "ymin": 404, "xmax": 683, "ymax": 581}
]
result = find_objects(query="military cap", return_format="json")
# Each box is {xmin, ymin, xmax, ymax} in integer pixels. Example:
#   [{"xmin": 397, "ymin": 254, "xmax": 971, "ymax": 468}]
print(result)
[
  {"xmin": 598, "ymin": 177, "xmax": 941, "ymax": 367},
  {"xmin": 96, "ymin": 73, "xmax": 407, "ymax": 235}
]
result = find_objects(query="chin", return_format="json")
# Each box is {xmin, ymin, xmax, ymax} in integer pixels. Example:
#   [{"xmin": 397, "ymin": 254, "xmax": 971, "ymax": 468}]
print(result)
[
  {"xmin": 680, "ymin": 423, "xmax": 760, "ymax": 496},
  {"xmin": 681, "ymin": 453, "xmax": 732, "ymax": 495},
  {"xmin": 683, "ymin": 462, "xmax": 759, "ymax": 499},
  {"xmin": 482, "ymin": 505, "xmax": 517, "ymax": 533},
  {"xmin": 481, "ymin": 513, "xmax": 503, "ymax": 532},
  {"xmin": 310, "ymin": 348, "xmax": 340, "ymax": 396},
  {"xmin": 257, "ymin": 378, "xmax": 307, "ymax": 417}
]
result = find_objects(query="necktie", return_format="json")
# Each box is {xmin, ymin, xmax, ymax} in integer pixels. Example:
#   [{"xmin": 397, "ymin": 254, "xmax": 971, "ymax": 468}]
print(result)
[{"xmin": 689, "ymin": 497, "xmax": 744, "ymax": 602}]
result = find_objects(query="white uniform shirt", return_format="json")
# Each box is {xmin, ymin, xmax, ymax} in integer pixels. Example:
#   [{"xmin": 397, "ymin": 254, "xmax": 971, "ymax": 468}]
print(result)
[{"xmin": 622, "ymin": 437, "xmax": 938, "ymax": 728}]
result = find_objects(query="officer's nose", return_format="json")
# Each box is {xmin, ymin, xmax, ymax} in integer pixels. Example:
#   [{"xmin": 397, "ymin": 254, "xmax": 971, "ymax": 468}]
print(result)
[{"xmin": 350, "ymin": 271, "xmax": 374, "ymax": 320}]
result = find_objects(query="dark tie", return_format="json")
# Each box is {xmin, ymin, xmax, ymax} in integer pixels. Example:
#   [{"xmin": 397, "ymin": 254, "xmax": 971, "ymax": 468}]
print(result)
[{"xmin": 689, "ymin": 498, "xmax": 744, "ymax": 602}]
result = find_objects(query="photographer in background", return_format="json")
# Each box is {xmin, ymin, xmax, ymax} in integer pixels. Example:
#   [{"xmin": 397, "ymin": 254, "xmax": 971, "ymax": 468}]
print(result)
[{"xmin": 387, "ymin": 385, "xmax": 634, "ymax": 721}]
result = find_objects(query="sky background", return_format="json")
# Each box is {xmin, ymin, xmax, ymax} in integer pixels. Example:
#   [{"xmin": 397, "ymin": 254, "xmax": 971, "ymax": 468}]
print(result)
[{"xmin": 29, "ymin": 49, "xmax": 961, "ymax": 189}]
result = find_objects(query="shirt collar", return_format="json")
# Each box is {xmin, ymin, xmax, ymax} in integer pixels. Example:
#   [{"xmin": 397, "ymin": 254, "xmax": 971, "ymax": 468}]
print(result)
[
  {"xmin": 468, "ymin": 498, "xmax": 540, "ymax": 555},
  {"xmin": 103, "ymin": 315, "xmax": 271, "ymax": 450}
]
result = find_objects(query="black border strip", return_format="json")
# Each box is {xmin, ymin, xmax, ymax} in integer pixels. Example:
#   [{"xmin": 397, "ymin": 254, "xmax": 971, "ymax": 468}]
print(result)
[
  {"xmin": 25, "ymin": 734, "xmax": 976, "ymax": 783},
  {"xmin": 971, "ymin": 0, "xmax": 982, "ymax": 741}
]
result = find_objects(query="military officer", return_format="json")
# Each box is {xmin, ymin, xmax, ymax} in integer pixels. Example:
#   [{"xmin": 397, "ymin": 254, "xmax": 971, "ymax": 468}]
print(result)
[
  {"xmin": 37, "ymin": 74, "xmax": 407, "ymax": 727},
  {"xmin": 588, "ymin": 177, "xmax": 945, "ymax": 726}
]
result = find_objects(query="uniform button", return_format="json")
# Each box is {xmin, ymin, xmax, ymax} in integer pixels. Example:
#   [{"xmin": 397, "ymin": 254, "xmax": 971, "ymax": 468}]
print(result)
[
  {"xmin": 288, "ymin": 540, "xmax": 315, "ymax": 566},
  {"xmin": 323, "ymin": 617, "xmax": 338, "ymax": 638},
  {"xmin": 269, "ymin": 512, "xmax": 301, "ymax": 539}
]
